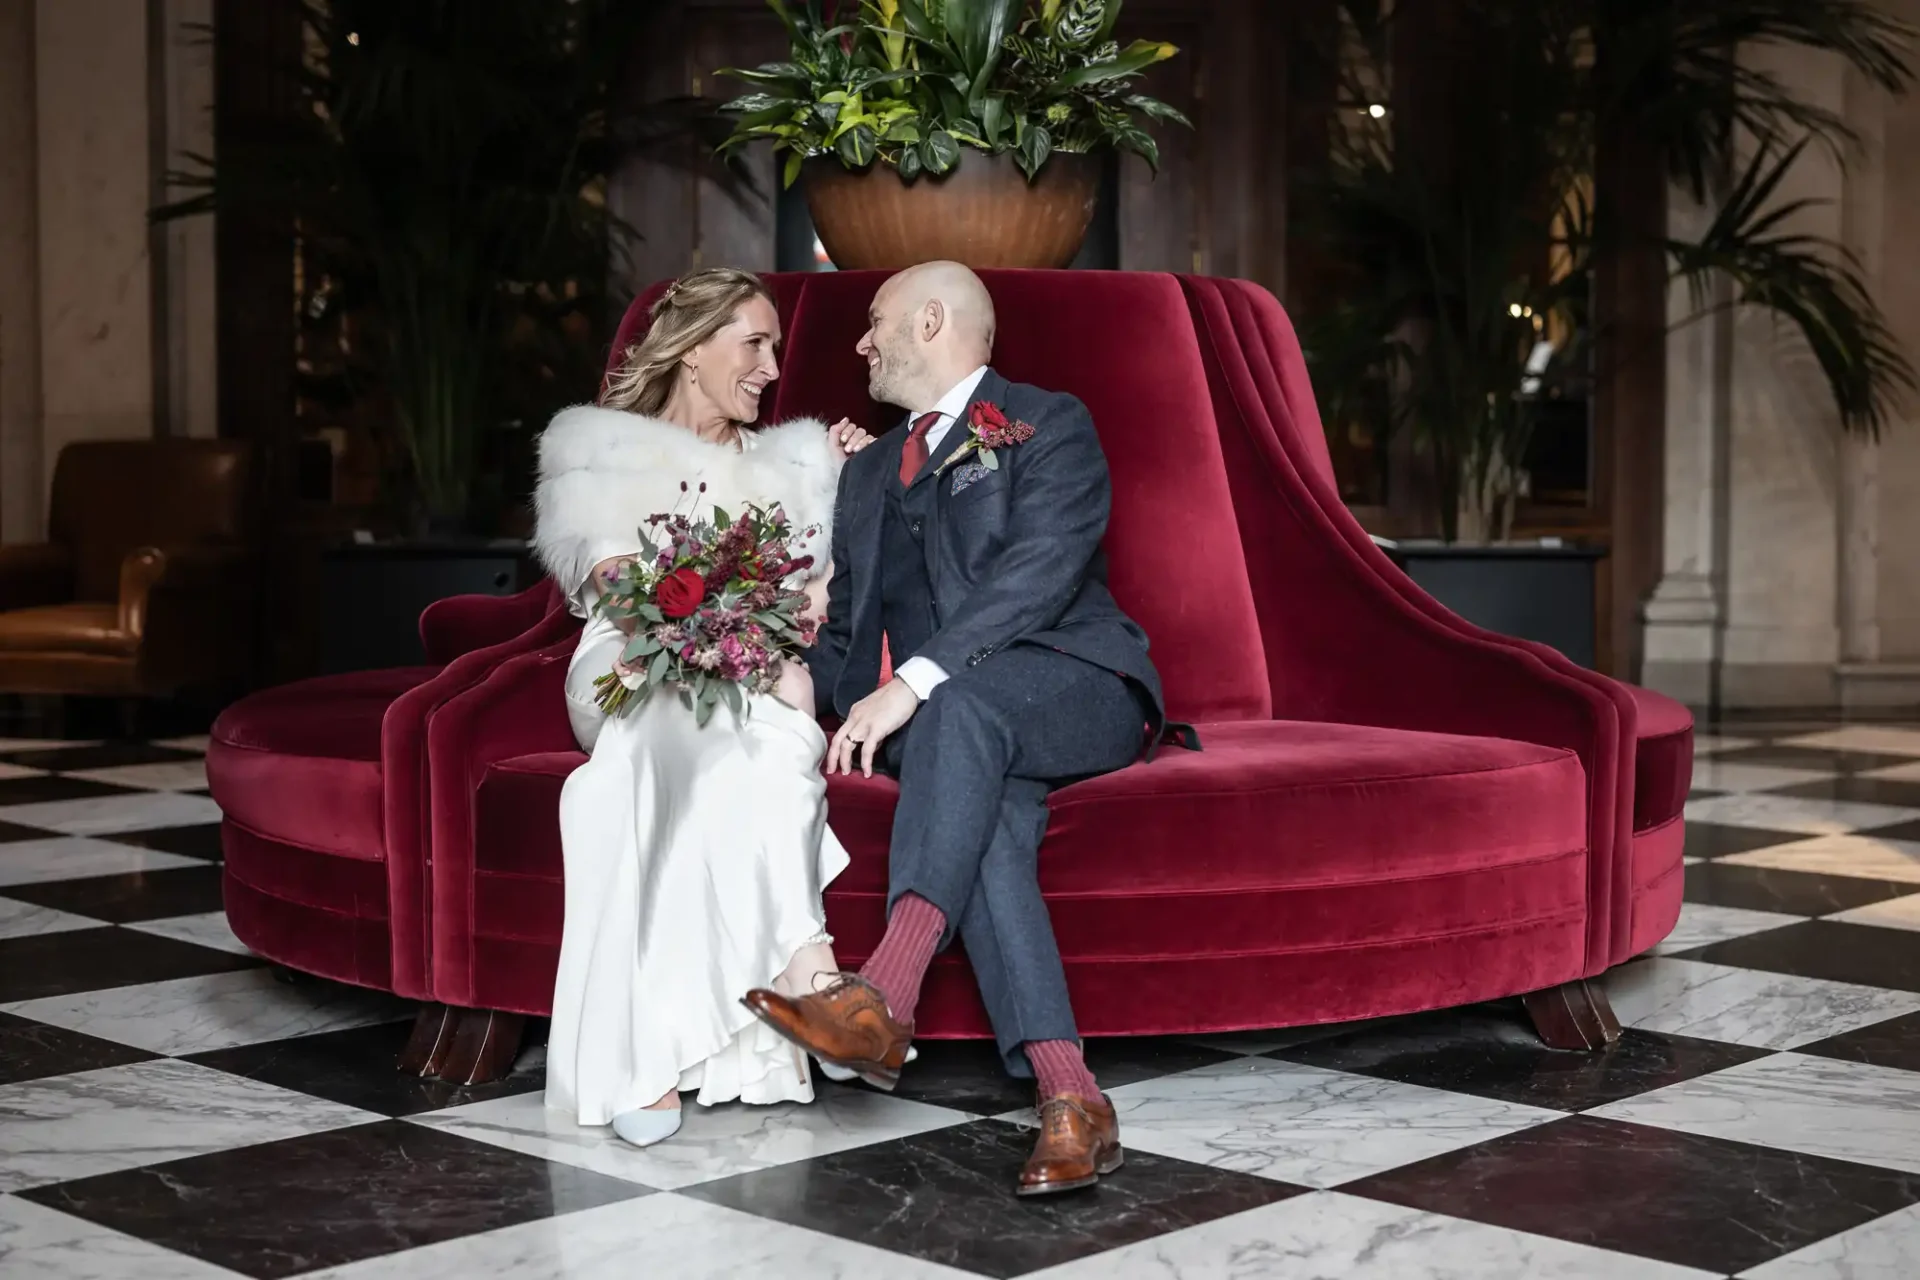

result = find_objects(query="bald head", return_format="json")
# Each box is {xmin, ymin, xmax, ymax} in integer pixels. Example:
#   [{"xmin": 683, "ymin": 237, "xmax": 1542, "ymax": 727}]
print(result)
[{"xmin": 858, "ymin": 261, "xmax": 997, "ymax": 410}]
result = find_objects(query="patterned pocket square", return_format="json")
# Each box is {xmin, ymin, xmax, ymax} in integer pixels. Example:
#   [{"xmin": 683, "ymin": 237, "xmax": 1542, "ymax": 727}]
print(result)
[{"xmin": 950, "ymin": 459, "xmax": 993, "ymax": 495}]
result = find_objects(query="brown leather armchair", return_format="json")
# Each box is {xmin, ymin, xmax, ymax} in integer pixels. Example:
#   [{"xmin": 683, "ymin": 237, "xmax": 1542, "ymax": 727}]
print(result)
[{"xmin": 0, "ymin": 439, "xmax": 257, "ymax": 696}]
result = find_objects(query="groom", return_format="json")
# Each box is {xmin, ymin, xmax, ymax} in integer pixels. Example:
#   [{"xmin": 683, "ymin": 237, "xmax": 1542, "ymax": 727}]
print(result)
[{"xmin": 745, "ymin": 261, "xmax": 1172, "ymax": 1196}]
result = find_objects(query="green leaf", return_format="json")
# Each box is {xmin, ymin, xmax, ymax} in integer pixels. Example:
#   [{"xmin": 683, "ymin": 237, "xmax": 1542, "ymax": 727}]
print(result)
[
  {"xmin": 897, "ymin": 144, "xmax": 924, "ymax": 180},
  {"xmin": 1016, "ymin": 124, "xmax": 1052, "ymax": 178},
  {"xmin": 836, "ymin": 123, "xmax": 879, "ymax": 166},
  {"xmin": 783, "ymin": 149, "xmax": 805, "ymax": 187},
  {"xmin": 1058, "ymin": 40, "xmax": 1176, "ymax": 89},
  {"xmin": 1124, "ymin": 93, "xmax": 1190, "ymax": 128},
  {"xmin": 979, "ymin": 94, "xmax": 1008, "ymax": 146},
  {"xmin": 695, "ymin": 695, "xmax": 715, "ymax": 727},
  {"xmin": 923, "ymin": 130, "xmax": 961, "ymax": 173},
  {"xmin": 638, "ymin": 603, "xmax": 664, "ymax": 623},
  {"xmin": 980, "ymin": 447, "xmax": 999, "ymax": 470},
  {"xmin": 649, "ymin": 648, "xmax": 671, "ymax": 687},
  {"xmin": 720, "ymin": 680, "xmax": 744, "ymax": 716}
]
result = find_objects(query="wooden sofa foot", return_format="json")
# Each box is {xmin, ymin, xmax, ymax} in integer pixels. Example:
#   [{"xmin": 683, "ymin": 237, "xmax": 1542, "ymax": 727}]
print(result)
[
  {"xmin": 1523, "ymin": 979, "xmax": 1622, "ymax": 1050},
  {"xmin": 397, "ymin": 1004, "xmax": 460, "ymax": 1077},
  {"xmin": 435, "ymin": 1009, "xmax": 527, "ymax": 1085}
]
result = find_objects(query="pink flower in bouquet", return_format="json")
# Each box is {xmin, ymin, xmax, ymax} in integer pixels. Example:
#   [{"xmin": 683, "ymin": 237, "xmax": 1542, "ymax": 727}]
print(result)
[{"xmin": 657, "ymin": 567, "xmax": 706, "ymax": 619}]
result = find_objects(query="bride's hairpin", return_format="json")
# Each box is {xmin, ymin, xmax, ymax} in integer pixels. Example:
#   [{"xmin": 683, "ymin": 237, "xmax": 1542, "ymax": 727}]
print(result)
[{"xmin": 662, "ymin": 279, "xmax": 685, "ymax": 305}]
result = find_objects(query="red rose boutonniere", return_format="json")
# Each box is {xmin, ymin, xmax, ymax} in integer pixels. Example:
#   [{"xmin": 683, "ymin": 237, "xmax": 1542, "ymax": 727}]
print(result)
[{"xmin": 935, "ymin": 401, "xmax": 1037, "ymax": 476}]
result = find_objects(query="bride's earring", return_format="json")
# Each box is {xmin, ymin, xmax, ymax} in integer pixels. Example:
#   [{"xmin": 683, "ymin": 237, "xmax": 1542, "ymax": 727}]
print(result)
[{"xmin": 688, "ymin": 363, "xmax": 701, "ymax": 390}]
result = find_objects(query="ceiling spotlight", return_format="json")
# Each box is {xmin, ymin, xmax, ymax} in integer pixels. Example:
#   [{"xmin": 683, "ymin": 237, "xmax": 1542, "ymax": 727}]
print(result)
[
  {"xmin": 1367, "ymin": 103, "xmax": 1386, "ymax": 119},
  {"xmin": 347, "ymin": 31, "xmax": 360, "ymax": 46},
  {"xmin": 1508, "ymin": 303, "xmax": 1524, "ymax": 318}
]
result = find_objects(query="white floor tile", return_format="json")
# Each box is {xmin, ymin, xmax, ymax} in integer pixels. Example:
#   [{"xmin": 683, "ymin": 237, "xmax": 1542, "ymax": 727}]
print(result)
[
  {"xmin": 0, "ymin": 1058, "xmax": 375, "ymax": 1192},
  {"xmin": 1088, "ymin": 1056, "xmax": 1558, "ymax": 1190},
  {"xmin": 0, "ymin": 1194, "xmax": 246, "ymax": 1278},
  {"xmin": 1653, "ymin": 902, "xmax": 1804, "ymax": 954},
  {"xmin": 1743, "ymin": 1201, "xmax": 1920, "ymax": 1279},
  {"xmin": 1860, "ymin": 760, "xmax": 1920, "ymax": 783},
  {"xmin": 1689, "ymin": 761, "xmax": 1837, "ymax": 793},
  {"xmin": 0, "ymin": 968, "xmax": 411, "ymax": 1055},
  {"xmin": 1682, "ymin": 792, "xmax": 1920, "ymax": 836},
  {"xmin": 124, "ymin": 911, "xmax": 255, "ymax": 957},
  {"xmin": 1826, "ymin": 893, "xmax": 1920, "ymax": 932},
  {"xmin": 1777, "ymin": 726, "xmax": 1920, "ymax": 757},
  {"xmin": 1594, "ymin": 1052, "xmax": 1920, "ymax": 1174},
  {"xmin": 409, "ymin": 1085, "xmax": 969, "ymax": 1192},
  {"xmin": 1603, "ymin": 957, "xmax": 1920, "ymax": 1050},
  {"xmin": 0, "ymin": 764, "xmax": 49, "ymax": 781},
  {"xmin": 1030, "ymin": 1192, "xmax": 1714, "ymax": 1280},
  {"xmin": 0, "ymin": 837, "xmax": 203, "ymax": 887},
  {"xmin": 67, "ymin": 760, "xmax": 208, "ymax": 792},
  {"xmin": 153, "ymin": 736, "xmax": 212, "ymax": 753},
  {"xmin": 0, "ymin": 895, "xmax": 102, "ymax": 939},
  {"xmin": 1719, "ymin": 832, "xmax": 1920, "ymax": 884},
  {"xmin": 1693, "ymin": 734, "xmax": 1757, "ymax": 757},
  {"xmin": 305, "ymin": 1193, "xmax": 972, "ymax": 1280},
  {"xmin": 0, "ymin": 739, "xmax": 98, "ymax": 753},
  {"xmin": 0, "ymin": 792, "xmax": 222, "ymax": 836}
]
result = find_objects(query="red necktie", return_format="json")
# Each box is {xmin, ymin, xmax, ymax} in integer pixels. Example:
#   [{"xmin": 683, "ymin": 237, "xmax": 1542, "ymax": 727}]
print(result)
[{"xmin": 898, "ymin": 412, "xmax": 941, "ymax": 487}]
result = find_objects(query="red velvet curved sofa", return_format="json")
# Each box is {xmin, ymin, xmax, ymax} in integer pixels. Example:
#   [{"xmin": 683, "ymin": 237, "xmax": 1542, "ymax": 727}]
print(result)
[
  {"xmin": 399, "ymin": 269, "xmax": 1689, "ymax": 1060},
  {"xmin": 210, "ymin": 269, "xmax": 1691, "ymax": 1076}
]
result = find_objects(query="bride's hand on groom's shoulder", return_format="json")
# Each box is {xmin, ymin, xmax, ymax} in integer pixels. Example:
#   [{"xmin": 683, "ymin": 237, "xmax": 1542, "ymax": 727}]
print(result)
[{"xmin": 828, "ymin": 418, "xmax": 875, "ymax": 459}]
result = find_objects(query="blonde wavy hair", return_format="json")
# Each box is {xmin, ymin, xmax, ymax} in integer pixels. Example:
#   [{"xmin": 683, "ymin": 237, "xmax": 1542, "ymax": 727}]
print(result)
[{"xmin": 600, "ymin": 267, "xmax": 777, "ymax": 419}]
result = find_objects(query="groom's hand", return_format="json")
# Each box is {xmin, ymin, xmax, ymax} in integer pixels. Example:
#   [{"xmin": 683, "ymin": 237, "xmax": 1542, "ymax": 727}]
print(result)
[{"xmin": 828, "ymin": 678, "xmax": 919, "ymax": 777}]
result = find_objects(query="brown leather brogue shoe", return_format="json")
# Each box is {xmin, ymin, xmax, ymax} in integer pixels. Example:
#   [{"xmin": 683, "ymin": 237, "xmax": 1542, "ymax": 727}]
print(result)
[
  {"xmin": 740, "ymin": 974, "xmax": 913, "ymax": 1090},
  {"xmin": 1017, "ymin": 1093, "xmax": 1123, "ymax": 1196}
]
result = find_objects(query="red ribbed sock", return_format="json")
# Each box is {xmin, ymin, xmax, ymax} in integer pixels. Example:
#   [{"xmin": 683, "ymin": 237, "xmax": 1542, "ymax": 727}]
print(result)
[
  {"xmin": 1026, "ymin": 1039, "xmax": 1100, "ymax": 1101},
  {"xmin": 857, "ymin": 892, "xmax": 945, "ymax": 1023}
]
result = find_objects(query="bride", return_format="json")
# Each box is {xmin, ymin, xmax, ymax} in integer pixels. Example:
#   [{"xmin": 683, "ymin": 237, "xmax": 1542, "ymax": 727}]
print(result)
[{"xmin": 533, "ymin": 267, "xmax": 875, "ymax": 1147}]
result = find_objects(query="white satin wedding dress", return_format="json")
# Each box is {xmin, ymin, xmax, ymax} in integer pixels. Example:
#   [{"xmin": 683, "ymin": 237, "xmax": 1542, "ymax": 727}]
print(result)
[{"xmin": 533, "ymin": 407, "xmax": 849, "ymax": 1125}]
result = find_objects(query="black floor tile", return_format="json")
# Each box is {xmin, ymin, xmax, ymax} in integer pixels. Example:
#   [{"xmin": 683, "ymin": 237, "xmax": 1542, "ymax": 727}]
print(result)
[
  {"xmin": 685, "ymin": 1118, "xmax": 1302, "ymax": 1279},
  {"xmin": 18, "ymin": 1119, "xmax": 650, "ymax": 1279},
  {"xmin": 1798, "ymin": 1011, "xmax": 1920, "ymax": 1075},
  {"xmin": 0, "ymin": 1010, "xmax": 157, "ymax": 1087},
  {"xmin": 1770, "ymin": 776, "xmax": 1920, "ymax": 809},
  {"xmin": 101, "ymin": 823, "xmax": 223, "ymax": 861},
  {"xmin": 0, "ymin": 927, "xmax": 260, "ymax": 1002},
  {"xmin": 0, "ymin": 742, "xmax": 202, "ymax": 771},
  {"xmin": 1709, "ymin": 744, "xmax": 1915, "ymax": 775},
  {"xmin": 1685, "ymin": 822, "xmax": 1809, "ymax": 861},
  {"xmin": 1859, "ymin": 818, "xmax": 1920, "ymax": 842},
  {"xmin": 1684, "ymin": 861, "xmax": 1916, "ymax": 915},
  {"xmin": 1687, "ymin": 788, "xmax": 1722, "ymax": 801},
  {"xmin": 186, "ymin": 1022, "xmax": 547, "ymax": 1117},
  {"xmin": 0, "ymin": 775, "xmax": 141, "ymax": 807},
  {"xmin": 1677, "ymin": 919, "xmax": 1920, "ymax": 993},
  {"xmin": 0, "ymin": 818, "xmax": 55, "ymax": 844},
  {"xmin": 1271, "ymin": 1010, "xmax": 1771, "ymax": 1112},
  {"xmin": 864, "ymin": 1036, "xmax": 1239, "ymax": 1116},
  {"xmin": 1, "ymin": 865, "xmax": 227, "ymax": 923},
  {"xmin": 1346, "ymin": 1114, "xmax": 1920, "ymax": 1274}
]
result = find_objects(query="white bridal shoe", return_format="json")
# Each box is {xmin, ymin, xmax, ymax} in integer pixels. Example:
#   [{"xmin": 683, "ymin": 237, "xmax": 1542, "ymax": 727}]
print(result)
[
  {"xmin": 815, "ymin": 1045, "xmax": 917, "ymax": 1083},
  {"xmin": 610, "ymin": 1106, "xmax": 683, "ymax": 1148}
]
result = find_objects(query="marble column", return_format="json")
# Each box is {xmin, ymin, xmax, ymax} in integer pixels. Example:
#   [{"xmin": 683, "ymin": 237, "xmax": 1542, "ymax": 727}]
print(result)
[
  {"xmin": 33, "ymin": 0, "xmax": 156, "ymax": 502},
  {"xmin": 0, "ymin": 0, "xmax": 43, "ymax": 542}
]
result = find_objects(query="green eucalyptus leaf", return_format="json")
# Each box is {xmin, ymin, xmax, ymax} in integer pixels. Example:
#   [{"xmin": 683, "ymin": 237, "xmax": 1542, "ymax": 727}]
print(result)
[
  {"xmin": 649, "ymin": 648, "xmax": 671, "ymax": 686},
  {"xmin": 720, "ymin": 680, "xmax": 744, "ymax": 716},
  {"xmin": 980, "ymin": 447, "xmax": 999, "ymax": 470}
]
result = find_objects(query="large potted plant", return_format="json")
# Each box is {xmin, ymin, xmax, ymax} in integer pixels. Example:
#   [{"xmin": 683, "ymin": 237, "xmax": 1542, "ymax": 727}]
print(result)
[
  {"xmin": 156, "ymin": 0, "xmax": 733, "ymax": 670},
  {"xmin": 719, "ymin": 0, "xmax": 1190, "ymax": 269},
  {"xmin": 1299, "ymin": 0, "xmax": 1915, "ymax": 665}
]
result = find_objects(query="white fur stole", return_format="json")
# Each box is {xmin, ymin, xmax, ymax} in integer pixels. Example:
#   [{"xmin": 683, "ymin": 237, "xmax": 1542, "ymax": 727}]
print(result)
[{"xmin": 532, "ymin": 405, "xmax": 843, "ymax": 615}]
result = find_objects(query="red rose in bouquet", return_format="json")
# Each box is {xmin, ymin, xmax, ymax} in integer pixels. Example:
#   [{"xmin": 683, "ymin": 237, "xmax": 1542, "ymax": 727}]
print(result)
[{"xmin": 656, "ymin": 568, "xmax": 706, "ymax": 619}]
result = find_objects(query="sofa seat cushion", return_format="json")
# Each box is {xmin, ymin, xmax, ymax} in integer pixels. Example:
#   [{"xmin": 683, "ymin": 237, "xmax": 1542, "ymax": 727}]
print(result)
[
  {"xmin": 0, "ymin": 603, "xmax": 132, "ymax": 655},
  {"xmin": 209, "ymin": 667, "xmax": 438, "ymax": 861},
  {"xmin": 466, "ymin": 720, "xmax": 1588, "ymax": 970},
  {"xmin": 1625, "ymin": 683, "xmax": 1693, "ymax": 833}
]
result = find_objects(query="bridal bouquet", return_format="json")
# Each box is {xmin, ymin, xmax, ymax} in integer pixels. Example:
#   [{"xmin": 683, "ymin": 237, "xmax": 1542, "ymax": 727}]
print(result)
[{"xmin": 592, "ymin": 486, "xmax": 819, "ymax": 725}]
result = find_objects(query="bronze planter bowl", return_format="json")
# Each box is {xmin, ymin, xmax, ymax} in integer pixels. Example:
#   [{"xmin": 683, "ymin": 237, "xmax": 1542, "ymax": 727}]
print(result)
[{"xmin": 803, "ymin": 150, "xmax": 1101, "ymax": 271}]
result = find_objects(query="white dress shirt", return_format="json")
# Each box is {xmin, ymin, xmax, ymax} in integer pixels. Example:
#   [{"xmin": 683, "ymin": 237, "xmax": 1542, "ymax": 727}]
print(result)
[{"xmin": 894, "ymin": 364, "xmax": 988, "ymax": 700}]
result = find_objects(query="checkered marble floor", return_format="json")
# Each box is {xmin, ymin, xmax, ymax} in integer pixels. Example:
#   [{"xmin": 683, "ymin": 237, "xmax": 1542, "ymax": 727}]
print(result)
[{"xmin": 5, "ymin": 724, "xmax": 1920, "ymax": 1277}]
